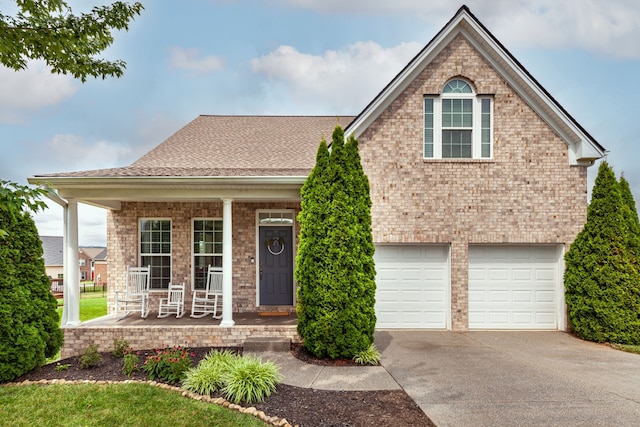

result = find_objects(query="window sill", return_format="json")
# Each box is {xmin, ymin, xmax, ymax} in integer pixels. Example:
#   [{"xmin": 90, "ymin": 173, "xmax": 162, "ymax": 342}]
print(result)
[{"xmin": 422, "ymin": 158, "xmax": 495, "ymax": 164}]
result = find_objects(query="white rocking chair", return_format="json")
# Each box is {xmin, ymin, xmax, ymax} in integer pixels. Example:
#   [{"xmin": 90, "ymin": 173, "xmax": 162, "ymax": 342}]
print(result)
[
  {"xmin": 158, "ymin": 282, "xmax": 185, "ymax": 318},
  {"xmin": 190, "ymin": 266, "xmax": 223, "ymax": 319},
  {"xmin": 114, "ymin": 266, "xmax": 151, "ymax": 318}
]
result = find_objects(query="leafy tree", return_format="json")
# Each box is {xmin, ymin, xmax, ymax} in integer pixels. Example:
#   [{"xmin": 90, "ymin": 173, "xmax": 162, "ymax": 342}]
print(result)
[
  {"xmin": 564, "ymin": 161, "xmax": 640, "ymax": 344},
  {"xmin": 0, "ymin": 180, "xmax": 48, "ymax": 238},
  {"xmin": 296, "ymin": 126, "xmax": 377, "ymax": 359},
  {"xmin": 0, "ymin": 0, "xmax": 144, "ymax": 82},
  {"xmin": 0, "ymin": 199, "xmax": 63, "ymax": 382}
]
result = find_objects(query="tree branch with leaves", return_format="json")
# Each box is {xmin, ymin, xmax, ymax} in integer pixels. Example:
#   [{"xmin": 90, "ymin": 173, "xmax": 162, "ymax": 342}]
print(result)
[
  {"xmin": 0, "ymin": 180, "xmax": 49, "ymax": 237},
  {"xmin": 0, "ymin": 0, "xmax": 144, "ymax": 82}
]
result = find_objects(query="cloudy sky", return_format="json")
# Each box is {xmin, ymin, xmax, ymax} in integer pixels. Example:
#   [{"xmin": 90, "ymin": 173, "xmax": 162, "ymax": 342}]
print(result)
[{"xmin": 2, "ymin": 0, "xmax": 639, "ymax": 246}]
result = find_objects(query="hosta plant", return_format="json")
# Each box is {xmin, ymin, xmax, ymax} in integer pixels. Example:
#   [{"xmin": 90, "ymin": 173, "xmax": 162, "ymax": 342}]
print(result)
[
  {"xmin": 353, "ymin": 343, "xmax": 381, "ymax": 365},
  {"xmin": 181, "ymin": 349, "xmax": 239, "ymax": 395},
  {"xmin": 222, "ymin": 355, "xmax": 282, "ymax": 404}
]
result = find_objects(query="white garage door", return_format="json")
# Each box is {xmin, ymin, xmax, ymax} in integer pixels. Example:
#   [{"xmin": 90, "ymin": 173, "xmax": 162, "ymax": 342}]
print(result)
[
  {"xmin": 374, "ymin": 245, "xmax": 449, "ymax": 329},
  {"xmin": 468, "ymin": 245, "xmax": 560, "ymax": 329}
]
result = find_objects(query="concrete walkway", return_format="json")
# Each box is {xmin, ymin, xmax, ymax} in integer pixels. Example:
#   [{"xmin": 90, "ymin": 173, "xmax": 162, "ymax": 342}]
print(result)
[
  {"xmin": 248, "ymin": 350, "xmax": 400, "ymax": 391},
  {"xmin": 255, "ymin": 331, "xmax": 640, "ymax": 426}
]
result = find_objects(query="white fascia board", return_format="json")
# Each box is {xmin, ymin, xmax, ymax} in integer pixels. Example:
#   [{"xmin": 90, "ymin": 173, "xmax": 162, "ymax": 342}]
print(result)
[
  {"xmin": 29, "ymin": 175, "xmax": 307, "ymax": 188},
  {"xmin": 28, "ymin": 175, "xmax": 306, "ymax": 207}
]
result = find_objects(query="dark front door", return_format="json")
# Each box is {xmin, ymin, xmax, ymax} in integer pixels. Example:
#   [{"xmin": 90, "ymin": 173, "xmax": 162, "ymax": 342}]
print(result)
[{"xmin": 259, "ymin": 226, "xmax": 293, "ymax": 305}]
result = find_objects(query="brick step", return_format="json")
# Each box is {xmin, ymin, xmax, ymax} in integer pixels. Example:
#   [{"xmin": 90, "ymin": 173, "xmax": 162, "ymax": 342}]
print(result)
[{"xmin": 243, "ymin": 338, "xmax": 291, "ymax": 352}]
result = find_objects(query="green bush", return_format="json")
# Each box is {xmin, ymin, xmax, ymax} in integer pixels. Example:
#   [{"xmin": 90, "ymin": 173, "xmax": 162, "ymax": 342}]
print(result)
[
  {"xmin": 0, "ymin": 194, "xmax": 63, "ymax": 382},
  {"xmin": 296, "ymin": 126, "xmax": 377, "ymax": 359},
  {"xmin": 182, "ymin": 350, "xmax": 239, "ymax": 395},
  {"xmin": 221, "ymin": 355, "xmax": 281, "ymax": 404},
  {"xmin": 80, "ymin": 344, "xmax": 103, "ymax": 369},
  {"xmin": 564, "ymin": 161, "xmax": 640, "ymax": 344},
  {"xmin": 142, "ymin": 346, "xmax": 192, "ymax": 384}
]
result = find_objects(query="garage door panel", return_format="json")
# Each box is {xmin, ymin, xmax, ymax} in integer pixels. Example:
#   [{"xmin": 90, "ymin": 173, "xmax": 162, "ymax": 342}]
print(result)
[
  {"xmin": 535, "ymin": 269, "xmax": 556, "ymax": 281},
  {"xmin": 512, "ymin": 290, "xmax": 532, "ymax": 302},
  {"xmin": 469, "ymin": 245, "xmax": 559, "ymax": 330},
  {"xmin": 489, "ymin": 269, "xmax": 509, "ymax": 280},
  {"xmin": 468, "ymin": 268, "xmax": 485, "ymax": 281},
  {"xmin": 375, "ymin": 245, "xmax": 448, "ymax": 329},
  {"xmin": 512, "ymin": 269, "xmax": 532, "ymax": 280},
  {"xmin": 489, "ymin": 290, "xmax": 509, "ymax": 302}
]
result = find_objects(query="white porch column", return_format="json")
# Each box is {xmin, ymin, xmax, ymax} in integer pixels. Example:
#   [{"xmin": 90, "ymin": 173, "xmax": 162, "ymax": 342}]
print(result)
[
  {"xmin": 220, "ymin": 198, "xmax": 234, "ymax": 327},
  {"xmin": 64, "ymin": 198, "xmax": 81, "ymax": 326}
]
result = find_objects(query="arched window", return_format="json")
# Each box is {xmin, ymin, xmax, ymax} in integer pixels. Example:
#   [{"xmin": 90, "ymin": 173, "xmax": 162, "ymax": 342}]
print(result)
[{"xmin": 424, "ymin": 79, "xmax": 492, "ymax": 159}]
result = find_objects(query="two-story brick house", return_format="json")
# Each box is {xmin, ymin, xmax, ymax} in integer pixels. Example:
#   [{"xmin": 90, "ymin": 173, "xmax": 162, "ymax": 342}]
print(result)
[{"xmin": 31, "ymin": 6, "xmax": 605, "ymax": 334}]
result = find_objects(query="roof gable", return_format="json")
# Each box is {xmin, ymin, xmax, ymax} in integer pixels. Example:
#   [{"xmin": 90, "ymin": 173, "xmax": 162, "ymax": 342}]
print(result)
[{"xmin": 345, "ymin": 5, "xmax": 605, "ymax": 166}]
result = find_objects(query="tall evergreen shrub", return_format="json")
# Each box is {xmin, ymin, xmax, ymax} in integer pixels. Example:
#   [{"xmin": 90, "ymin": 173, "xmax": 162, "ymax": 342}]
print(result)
[
  {"xmin": 296, "ymin": 126, "xmax": 377, "ymax": 359},
  {"xmin": 619, "ymin": 174, "xmax": 640, "ymax": 257},
  {"xmin": 0, "ymin": 203, "xmax": 63, "ymax": 382},
  {"xmin": 564, "ymin": 161, "xmax": 640, "ymax": 344}
]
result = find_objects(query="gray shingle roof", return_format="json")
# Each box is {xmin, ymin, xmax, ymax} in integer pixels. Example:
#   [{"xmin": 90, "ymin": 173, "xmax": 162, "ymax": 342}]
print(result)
[
  {"xmin": 41, "ymin": 236, "xmax": 63, "ymax": 266},
  {"xmin": 35, "ymin": 116, "xmax": 354, "ymax": 178}
]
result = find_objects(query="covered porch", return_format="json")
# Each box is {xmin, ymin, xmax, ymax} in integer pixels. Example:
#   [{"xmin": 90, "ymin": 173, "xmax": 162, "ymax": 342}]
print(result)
[{"xmin": 60, "ymin": 312, "xmax": 299, "ymax": 358}]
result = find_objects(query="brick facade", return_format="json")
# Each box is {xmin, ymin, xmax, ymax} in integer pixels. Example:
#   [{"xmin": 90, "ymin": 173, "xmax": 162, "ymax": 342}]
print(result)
[
  {"xmin": 107, "ymin": 201, "xmax": 300, "ymax": 315},
  {"xmin": 60, "ymin": 324, "xmax": 300, "ymax": 359},
  {"xmin": 357, "ymin": 35, "xmax": 587, "ymax": 330},
  {"xmin": 103, "ymin": 35, "xmax": 588, "ymax": 333}
]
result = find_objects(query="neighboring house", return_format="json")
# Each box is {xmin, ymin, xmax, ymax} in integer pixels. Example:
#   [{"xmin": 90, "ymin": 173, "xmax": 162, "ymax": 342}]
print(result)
[
  {"xmin": 30, "ymin": 6, "xmax": 605, "ymax": 331},
  {"xmin": 93, "ymin": 248, "xmax": 108, "ymax": 287},
  {"xmin": 79, "ymin": 246, "xmax": 107, "ymax": 281},
  {"xmin": 41, "ymin": 236, "xmax": 64, "ymax": 279},
  {"xmin": 41, "ymin": 236, "xmax": 107, "ymax": 283}
]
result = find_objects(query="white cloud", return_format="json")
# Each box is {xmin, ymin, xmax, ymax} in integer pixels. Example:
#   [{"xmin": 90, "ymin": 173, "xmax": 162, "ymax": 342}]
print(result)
[
  {"xmin": 42, "ymin": 134, "xmax": 134, "ymax": 172},
  {"xmin": 167, "ymin": 47, "xmax": 225, "ymax": 75},
  {"xmin": 0, "ymin": 62, "xmax": 78, "ymax": 124},
  {"xmin": 250, "ymin": 41, "xmax": 422, "ymax": 113},
  {"xmin": 273, "ymin": 0, "xmax": 640, "ymax": 59}
]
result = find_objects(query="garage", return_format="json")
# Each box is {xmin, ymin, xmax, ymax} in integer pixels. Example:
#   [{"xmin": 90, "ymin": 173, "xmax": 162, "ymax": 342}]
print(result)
[
  {"xmin": 468, "ymin": 245, "xmax": 561, "ymax": 329},
  {"xmin": 374, "ymin": 245, "xmax": 449, "ymax": 329}
]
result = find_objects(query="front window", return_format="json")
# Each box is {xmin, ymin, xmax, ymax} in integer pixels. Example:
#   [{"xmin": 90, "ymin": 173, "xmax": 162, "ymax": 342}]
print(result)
[
  {"xmin": 424, "ymin": 79, "xmax": 493, "ymax": 159},
  {"xmin": 140, "ymin": 219, "xmax": 171, "ymax": 290},
  {"xmin": 193, "ymin": 219, "xmax": 223, "ymax": 290}
]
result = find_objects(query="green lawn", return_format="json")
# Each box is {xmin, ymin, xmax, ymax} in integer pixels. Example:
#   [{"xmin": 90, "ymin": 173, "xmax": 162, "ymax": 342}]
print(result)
[
  {"xmin": 611, "ymin": 343, "xmax": 640, "ymax": 354},
  {"xmin": 56, "ymin": 291, "xmax": 107, "ymax": 323},
  {"xmin": 0, "ymin": 383, "xmax": 265, "ymax": 427}
]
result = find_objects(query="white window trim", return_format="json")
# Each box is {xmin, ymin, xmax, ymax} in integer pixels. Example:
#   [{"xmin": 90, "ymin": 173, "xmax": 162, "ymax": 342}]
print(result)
[
  {"xmin": 191, "ymin": 217, "xmax": 223, "ymax": 291},
  {"xmin": 139, "ymin": 218, "xmax": 172, "ymax": 291},
  {"xmin": 424, "ymin": 91, "xmax": 493, "ymax": 160}
]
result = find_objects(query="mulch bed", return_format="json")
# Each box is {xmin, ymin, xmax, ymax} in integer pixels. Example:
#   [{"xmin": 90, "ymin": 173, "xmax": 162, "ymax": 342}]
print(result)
[{"xmin": 12, "ymin": 346, "xmax": 434, "ymax": 427}]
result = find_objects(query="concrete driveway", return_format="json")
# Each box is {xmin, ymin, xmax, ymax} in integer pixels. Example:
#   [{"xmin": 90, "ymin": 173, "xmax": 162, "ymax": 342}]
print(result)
[{"xmin": 375, "ymin": 330, "xmax": 640, "ymax": 426}]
